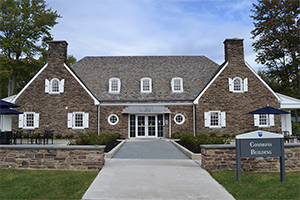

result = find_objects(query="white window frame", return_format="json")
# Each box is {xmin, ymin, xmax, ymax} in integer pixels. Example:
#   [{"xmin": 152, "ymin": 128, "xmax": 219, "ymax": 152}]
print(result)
[
  {"xmin": 108, "ymin": 114, "xmax": 119, "ymax": 125},
  {"xmin": 67, "ymin": 112, "xmax": 89, "ymax": 129},
  {"xmin": 174, "ymin": 114, "xmax": 185, "ymax": 125},
  {"xmin": 254, "ymin": 114, "xmax": 274, "ymax": 127},
  {"xmin": 228, "ymin": 77, "xmax": 248, "ymax": 93},
  {"xmin": 45, "ymin": 78, "xmax": 65, "ymax": 94},
  {"xmin": 171, "ymin": 77, "xmax": 183, "ymax": 93},
  {"xmin": 141, "ymin": 77, "xmax": 152, "ymax": 93},
  {"xmin": 204, "ymin": 111, "xmax": 226, "ymax": 128},
  {"xmin": 18, "ymin": 112, "xmax": 39, "ymax": 129},
  {"xmin": 109, "ymin": 78, "xmax": 121, "ymax": 93}
]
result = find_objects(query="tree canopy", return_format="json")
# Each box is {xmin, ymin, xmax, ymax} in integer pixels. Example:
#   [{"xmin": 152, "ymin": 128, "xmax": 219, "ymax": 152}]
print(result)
[
  {"xmin": 250, "ymin": 0, "xmax": 300, "ymax": 99},
  {"xmin": 0, "ymin": 0, "xmax": 61, "ymax": 97}
]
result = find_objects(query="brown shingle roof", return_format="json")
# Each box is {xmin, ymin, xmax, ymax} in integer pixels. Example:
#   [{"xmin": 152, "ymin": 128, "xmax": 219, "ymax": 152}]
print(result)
[{"xmin": 71, "ymin": 55, "xmax": 220, "ymax": 102}]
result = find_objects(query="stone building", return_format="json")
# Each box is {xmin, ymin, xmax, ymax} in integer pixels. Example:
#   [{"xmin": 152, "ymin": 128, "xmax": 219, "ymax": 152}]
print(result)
[{"xmin": 10, "ymin": 39, "xmax": 299, "ymax": 138}]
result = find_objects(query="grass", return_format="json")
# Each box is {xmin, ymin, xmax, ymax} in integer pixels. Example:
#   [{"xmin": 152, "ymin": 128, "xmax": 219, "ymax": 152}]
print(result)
[
  {"xmin": 0, "ymin": 169, "xmax": 98, "ymax": 200},
  {"xmin": 210, "ymin": 171, "xmax": 300, "ymax": 200}
]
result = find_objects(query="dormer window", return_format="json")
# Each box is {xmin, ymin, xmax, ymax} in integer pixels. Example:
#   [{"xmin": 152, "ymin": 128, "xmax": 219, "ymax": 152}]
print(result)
[
  {"xmin": 228, "ymin": 77, "xmax": 248, "ymax": 93},
  {"xmin": 171, "ymin": 77, "xmax": 183, "ymax": 93},
  {"xmin": 141, "ymin": 77, "xmax": 152, "ymax": 93},
  {"xmin": 109, "ymin": 78, "xmax": 121, "ymax": 93},
  {"xmin": 45, "ymin": 78, "xmax": 65, "ymax": 94}
]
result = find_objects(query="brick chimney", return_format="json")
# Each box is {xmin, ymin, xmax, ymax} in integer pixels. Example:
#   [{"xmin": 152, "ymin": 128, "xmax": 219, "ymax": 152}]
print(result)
[
  {"xmin": 224, "ymin": 38, "xmax": 244, "ymax": 63},
  {"xmin": 47, "ymin": 40, "xmax": 68, "ymax": 65}
]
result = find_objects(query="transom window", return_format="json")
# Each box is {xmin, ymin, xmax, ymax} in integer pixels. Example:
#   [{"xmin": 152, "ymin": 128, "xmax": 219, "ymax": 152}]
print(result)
[
  {"xmin": 45, "ymin": 78, "xmax": 65, "ymax": 94},
  {"xmin": 171, "ymin": 77, "xmax": 183, "ymax": 93},
  {"xmin": 174, "ymin": 114, "xmax": 185, "ymax": 125},
  {"xmin": 228, "ymin": 77, "xmax": 248, "ymax": 93},
  {"xmin": 108, "ymin": 114, "xmax": 119, "ymax": 125},
  {"xmin": 52, "ymin": 79, "xmax": 59, "ymax": 93},
  {"xmin": 109, "ymin": 78, "xmax": 121, "ymax": 93},
  {"xmin": 141, "ymin": 77, "xmax": 152, "ymax": 93}
]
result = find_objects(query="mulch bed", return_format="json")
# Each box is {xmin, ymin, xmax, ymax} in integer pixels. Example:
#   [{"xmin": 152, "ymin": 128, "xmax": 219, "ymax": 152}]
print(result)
[
  {"xmin": 176, "ymin": 141, "xmax": 201, "ymax": 153},
  {"xmin": 104, "ymin": 140, "xmax": 121, "ymax": 152}
]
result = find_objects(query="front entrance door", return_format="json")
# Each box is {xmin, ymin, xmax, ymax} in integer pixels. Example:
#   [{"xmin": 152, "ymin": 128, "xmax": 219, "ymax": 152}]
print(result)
[
  {"xmin": 130, "ymin": 114, "xmax": 164, "ymax": 138},
  {"xmin": 136, "ymin": 115, "xmax": 157, "ymax": 137}
]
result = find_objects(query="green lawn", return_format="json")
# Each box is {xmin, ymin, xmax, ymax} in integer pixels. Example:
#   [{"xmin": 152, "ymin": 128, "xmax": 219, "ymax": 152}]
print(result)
[
  {"xmin": 210, "ymin": 171, "xmax": 300, "ymax": 200},
  {"xmin": 0, "ymin": 169, "xmax": 98, "ymax": 200}
]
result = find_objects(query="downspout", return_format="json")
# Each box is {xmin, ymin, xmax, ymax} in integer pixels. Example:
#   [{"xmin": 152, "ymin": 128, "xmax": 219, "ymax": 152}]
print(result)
[
  {"xmin": 98, "ymin": 104, "xmax": 100, "ymax": 135},
  {"xmin": 169, "ymin": 113, "xmax": 171, "ymax": 137},
  {"xmin": 193, "ymin": 103, "xmax": 196, "ymax": 137}
]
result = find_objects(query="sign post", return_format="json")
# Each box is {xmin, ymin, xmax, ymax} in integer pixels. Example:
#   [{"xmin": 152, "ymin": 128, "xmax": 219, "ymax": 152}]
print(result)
[{"xmin": 235, "ymin": 130, "xmax": 285, "ymax": 182}]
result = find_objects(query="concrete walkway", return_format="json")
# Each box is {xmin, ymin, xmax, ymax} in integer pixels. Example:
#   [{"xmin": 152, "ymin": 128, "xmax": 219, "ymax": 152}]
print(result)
[{"xmin": 82, "ymin": 139, "xmax": 235, "ymax": 200}]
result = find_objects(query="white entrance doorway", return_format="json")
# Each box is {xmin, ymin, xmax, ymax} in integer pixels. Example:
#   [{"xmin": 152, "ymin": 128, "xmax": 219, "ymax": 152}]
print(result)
[{"xmin": 129, "ymin": 114, "xmax": 164, "ymax": 138}]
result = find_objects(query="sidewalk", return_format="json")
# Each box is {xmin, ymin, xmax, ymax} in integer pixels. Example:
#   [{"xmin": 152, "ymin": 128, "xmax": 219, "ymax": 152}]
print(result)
[{"xmin": 82, "ymin": 139, "xmax": 235, "ymax": 200}]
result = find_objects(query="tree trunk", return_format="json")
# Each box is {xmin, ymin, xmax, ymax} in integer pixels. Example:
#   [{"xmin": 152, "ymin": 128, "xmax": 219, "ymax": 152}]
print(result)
[
  {"xmin": 296, "ymin": 110, "xmax": 299, "ymax": 125},
  {"xmin": 7, "ymin": 71, "xmax": 16, "ymax": 97}
]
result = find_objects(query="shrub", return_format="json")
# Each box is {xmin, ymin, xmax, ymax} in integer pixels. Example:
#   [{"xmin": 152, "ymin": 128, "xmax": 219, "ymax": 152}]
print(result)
[
  {"xmin": 55, "ymin": 134, "xmax": 62, "ymax": 139},
  {"xmin": 69, "ymin": 133, "xmax": 121, "ymax": 145},
  {"xmin": 65, "ymin": 133, "xmax": 74, "ymax": 139},
  {"xmin": 292, "ymin": 122, "xmax": 300, "ymax": 136},
  {"xmin": 171, "ymin": 132, "xmax": 181, "ymax": 139}
]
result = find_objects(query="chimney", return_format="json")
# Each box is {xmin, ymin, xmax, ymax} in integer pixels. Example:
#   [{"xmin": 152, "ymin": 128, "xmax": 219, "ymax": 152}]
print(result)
[
  {"xmin": 47, "ymin": 40, "xmax": 68, "ymax": 65},
  {"xmin": 224, "ymin": 38, "xmax": 244, "ymax": 63}
]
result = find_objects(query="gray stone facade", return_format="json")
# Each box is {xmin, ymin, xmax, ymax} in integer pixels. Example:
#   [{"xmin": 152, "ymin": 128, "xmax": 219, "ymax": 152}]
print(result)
[{"xmin": 11, "ymin": 39, "xmax": 283, "ymax": 138}]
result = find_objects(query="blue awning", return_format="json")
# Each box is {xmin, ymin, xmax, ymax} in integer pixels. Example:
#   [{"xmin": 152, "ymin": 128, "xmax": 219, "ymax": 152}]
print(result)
[
  {"xmin": 247, "ymin": 106, "xmax": 290, "ymax": 115},
  {"xmin": 0, "ymin": 108, "xmax": 23, "ymax": 115}
]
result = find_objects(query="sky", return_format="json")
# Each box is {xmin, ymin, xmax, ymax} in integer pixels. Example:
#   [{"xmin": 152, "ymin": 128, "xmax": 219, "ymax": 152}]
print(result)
[{"xmin": 46, "ymin": 0, "xmax": 263, "ymax": 71}]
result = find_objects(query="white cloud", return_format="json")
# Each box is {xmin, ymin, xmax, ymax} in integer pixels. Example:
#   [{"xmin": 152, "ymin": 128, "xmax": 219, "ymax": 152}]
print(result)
[{"xmin": 47, "ymin": 0, "xmax": 261, "ymax": 71}]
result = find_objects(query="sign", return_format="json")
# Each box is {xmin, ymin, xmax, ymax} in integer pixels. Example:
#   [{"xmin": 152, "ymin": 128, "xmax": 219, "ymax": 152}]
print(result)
[{"xmin": 235, "ymin": 130, "xmax": 285, "ymax": 182}]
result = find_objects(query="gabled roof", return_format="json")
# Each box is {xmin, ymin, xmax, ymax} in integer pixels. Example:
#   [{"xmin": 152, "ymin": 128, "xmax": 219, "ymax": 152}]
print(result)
[
  {"xmin": 193, "ymin": 61, "xmax": 280, "ymax": 104},
  {"xmin": 277, "ymin": 93, "xmax": 300, "ymax": 109},
  {"xmin": 71, "ymin": 56, "xmax": 219, "ymax": 102},
  {"xmin": 13, "ymin": 63, "xmax": 100, "ymax": 105}
]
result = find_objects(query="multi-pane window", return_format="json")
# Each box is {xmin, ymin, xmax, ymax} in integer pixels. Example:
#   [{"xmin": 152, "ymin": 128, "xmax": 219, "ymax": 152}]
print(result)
[
  {"xmin": 108, "ymin": 114, "xmax": 119, "ymax": 125},
  {"xmin": 204, "ymin": 111, "xmax": 226, "ymax": 128},
  {"xmin": 228, "ymin": 77, "xmax": 248, "ymax": 93},
  {"xmin": 174, "ymin": 114, "xmax": 185, "ymax": 125},
  {"xmin": 259, "ymin": 114, "xmax": 267, "ymax": 126},
  {"xmin": 171, "ymin": 77, "xmax": 183, "ymax": 92},
  {"xmin": 67, "ymin": 112, "xmax": 89, "ymax": 129},
  {"xmin": 45, "ymin": 78, "xmax": 65, "ymax": 94},
  {"xmin": 52, "ymin": 79, "xmax": 59, "ymax": 93},
  {"xmin": 210, "ymin": 112, "xmax": 219, "ymax": 126},
  {"xmin": 109, "ymin": 78, "xmax": 121, "ymax": 93},
  {"xmin": 254, "ymin": 114, "xmax": 274, "ymax": 127},
  {"xmin": 26, "ymin": 113, "xmax": 34, "ymax": 127},
  {"xmin": 18, "ymin": 112, "xmax": 39, "ymax": 129},
  {"xmin": 74, "ymin": 113, "xmax": 83, "ymax": 127},
  {"xmin": 130, "ymin": 115, "xmax": 136, "ymax": 137},
  {"xmin": 141, "ymin": 78, "xmax": 152, "ymax": 93},
  {"xmin": 233, "ymin": 78, "xmax": 241, "ymax": 91}
]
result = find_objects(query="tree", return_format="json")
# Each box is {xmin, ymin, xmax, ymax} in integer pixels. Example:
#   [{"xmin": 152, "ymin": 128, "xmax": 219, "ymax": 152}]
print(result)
[
  {"xmin": 0, "ymin": 0, "xmax": 61, "ymax": 97},
  {"xmin": 250, "ymin": 0, "xmax": 300, "ymax": 99}
]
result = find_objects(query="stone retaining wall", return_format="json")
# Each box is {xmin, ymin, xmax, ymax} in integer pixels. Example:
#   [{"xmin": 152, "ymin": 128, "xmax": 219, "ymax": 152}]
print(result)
[
  {"xmin": 200, "ymin": 143, "xmax": 300, "ymax": 172},
  {"xmin": 0, "ymin": 146, "xmax": 105, "ymax": 171}
]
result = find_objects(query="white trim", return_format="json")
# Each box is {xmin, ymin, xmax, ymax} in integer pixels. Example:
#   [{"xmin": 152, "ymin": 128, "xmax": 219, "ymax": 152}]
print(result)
[
  {"xmin": 13, "ymin": 63, "xmax": 100, "ymax": 105},
  {"xmin": 108, "ymin": 114, "xmax": 119, "ymax": 125},
  {"xmin": 64, "ymin": 63, "xmax": 99, "ymax": 105},
  {"xmin": 194, "ymin": 62, "xmax": 228, "ymax": 104},
  {"xmin": 174, "ymin": 113, "xmax": 185, "ymax": 125},
  {"xmin": 141, "ymin": 77, "xmax": 152, "ymax": 93},
  {"xmin": 276, "ymin": 93, "xmax": 300, "ymax": 109},
  {"xmin": 13, "ymin": 63, "xmax": 48, "ymax": 103},
  {"xmin": 244, "ymin": 62, "xmax": 279, "ymax": 101},
  {"xmin": 109, "ymin": 78, "xmax": 121, "ymax": 94},
  {"xmin": 194, "ymin": 62, "xmax": 280, "ymax": 104},
  {"xmin": 171, "ymin": 77, "xmax": 183, "ymax": 93},
  {"xmin": 100, "ymin": 102, "xmax": 193, "ymax": 106}
]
